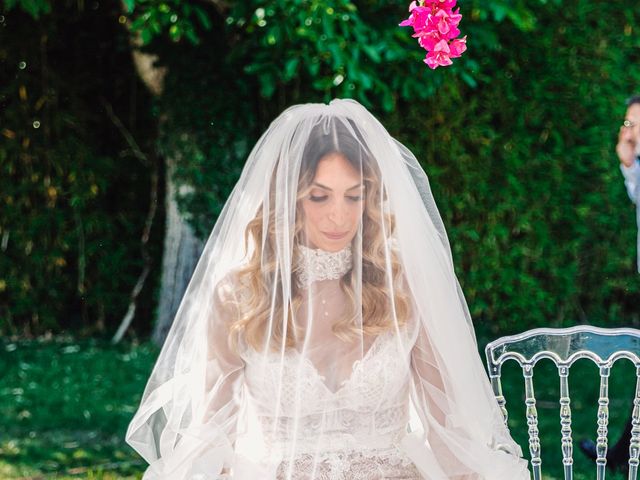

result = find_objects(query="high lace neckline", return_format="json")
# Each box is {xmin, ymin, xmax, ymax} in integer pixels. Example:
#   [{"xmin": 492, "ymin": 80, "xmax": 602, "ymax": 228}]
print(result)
[{"xmin": 295, "ymin": 243, "xmax": 353, "ymax": 289}]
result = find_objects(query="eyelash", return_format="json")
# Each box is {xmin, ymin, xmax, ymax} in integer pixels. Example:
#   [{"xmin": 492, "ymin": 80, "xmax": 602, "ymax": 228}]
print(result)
[{"xmin": 309, "ymin": 195, "xmax": 363, "ymax": 203}]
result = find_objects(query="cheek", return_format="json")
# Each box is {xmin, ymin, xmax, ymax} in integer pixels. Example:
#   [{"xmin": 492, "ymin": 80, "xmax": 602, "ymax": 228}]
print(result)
[
  {"xmin": 349, "ymin": 203, "xmax": 365, "ymax": 226},
  {"xmin": 302, "ymin": 201, "xmax": 323, "ymax": 227}
]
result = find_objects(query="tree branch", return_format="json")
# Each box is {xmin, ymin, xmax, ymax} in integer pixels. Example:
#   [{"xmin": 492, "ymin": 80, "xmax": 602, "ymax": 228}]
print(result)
[{"xmin": 101, "ymin": 99, "xmax": 159, "ymax": 344}]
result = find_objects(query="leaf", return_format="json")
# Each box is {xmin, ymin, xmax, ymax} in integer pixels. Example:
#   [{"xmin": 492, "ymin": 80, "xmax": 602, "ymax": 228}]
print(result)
[
  {"xmin": 193, "ymin": 5, "xmax": 212, "ymax": 30},
  {"xmin": 322, "ymin": 13, "xmax": 335, "ymax": 38},
  {"xmin": 358, "ymin": 72, "xmax": 373, "ymax": 89},
  {"xmin": 140, "ymin": 28, "xmax": 153, "ymax": 45},
  {"xmin": 284, "ymin": 57, "xmax": 300, "ymax": 81},
  {"xmin": 258, "ymin": 74, "xmax": 276, "ymax": 98},
  {"xmin": 327, "ymin": 43, "xmax": 343, "ymax": 68},
  {"xmin": 460, "ymin": 71, "xmax": 477, "ymax": 88},
  {"xmin": 491, "ymin": 4, "xmax": 507, "ymax": 23},
  {"xmin": 185, "ymin": 28, "xmax": 200, "ymax": 45},
  {"xmin": 361, "ymin": 44, "xmax": 380, "ymax": 63},
  {"xmin": 308, "ymin": 60, "xmax": 320, "ymax": 77},
  {"xmin": 122, "ymin": 0, "xmax": 135, "ymax": 13},
  {"xmin": 381, "ymin": 89, "xmax": 394, "ymax": 112}
]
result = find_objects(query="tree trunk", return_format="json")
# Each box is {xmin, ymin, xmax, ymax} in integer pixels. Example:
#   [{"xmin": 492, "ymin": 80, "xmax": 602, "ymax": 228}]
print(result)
[
  {"xmin": 125, "ymin": 23, "xmax": 203, "ymax": 346},
  {"xmin": 152, "ymin": 158, "xmax": 204, "ymax": 345}
]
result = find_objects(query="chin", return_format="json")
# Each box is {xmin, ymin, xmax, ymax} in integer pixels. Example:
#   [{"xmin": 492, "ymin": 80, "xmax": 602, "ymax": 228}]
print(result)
[
  {"xmin": 307, "ymin": 230, "xmax": 355, "ymax": 251},
  {"xmin": 321, "ymin": 237, "xmax": 354, "ymax": 252},
  {"xmin": 324, "ymin": 243, "xmax": 348, "ymax": 252}
]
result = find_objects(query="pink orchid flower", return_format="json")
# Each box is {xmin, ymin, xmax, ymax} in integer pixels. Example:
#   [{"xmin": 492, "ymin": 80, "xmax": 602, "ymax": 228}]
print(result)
[
  {"xmin": 399, "ymin": 3, "xmax": 431, "ymax": 32},
  {"xmin": 414, "ymin": 29, "xmax": 441, "ymax": 51},
  {"xmin": 400, "ymin": 0, "xmax": 466, "ymax": 69},
  {"xmin": 448, "ymin": 35, "xmax": 467, "ymax": 58},
  {"xmin": 422, "ymin": 0, "xmax": 457, "ymax": 12},
  {"xmin": 431, "ymin": 0, "xmax": 457, "ymax": 8},
  {"xmin": 432, "ymin": 8, "xmax": 460, "ymax": 36},
  {"xmin": 424, "ymin": 39, "xmax": 453, "ymax": 69}
]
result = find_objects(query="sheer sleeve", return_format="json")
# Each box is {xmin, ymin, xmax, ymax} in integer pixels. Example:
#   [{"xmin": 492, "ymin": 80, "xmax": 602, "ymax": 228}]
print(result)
[
  {"xmin": 403, "ymin": 316, "xmax": 529, "ymax": 480},
  {"xmin": 125, "ymin": 272, "xmax": 246, "ymax": 480},
  {"xmin": 408, "ymin": 320, "xmax": 479, "ymax": 479},
  {"xmin": 198, "ymin": 273, "xmax": 246, "ymax": 478}
]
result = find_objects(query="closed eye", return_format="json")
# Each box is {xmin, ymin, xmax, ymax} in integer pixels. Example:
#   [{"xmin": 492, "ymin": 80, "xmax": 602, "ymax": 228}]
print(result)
[{"xmin": 308, "ymin": 194, "xmax": 364, "ymax": 202}]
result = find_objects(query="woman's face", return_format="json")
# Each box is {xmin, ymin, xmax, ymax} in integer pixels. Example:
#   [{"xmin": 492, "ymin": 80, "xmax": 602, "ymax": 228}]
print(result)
[{"xmin": 301, "ymin": 152, "xmax": 365, "ymax": 252}]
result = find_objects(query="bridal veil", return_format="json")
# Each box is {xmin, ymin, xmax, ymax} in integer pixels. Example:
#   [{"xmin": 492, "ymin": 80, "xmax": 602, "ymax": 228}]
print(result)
[{"xmin": 126, "ymin": 98, "xmax": 530, "ymax": 479}]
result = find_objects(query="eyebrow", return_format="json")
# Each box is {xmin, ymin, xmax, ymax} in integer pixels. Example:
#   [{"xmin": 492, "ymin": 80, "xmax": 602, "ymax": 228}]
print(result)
[{"xmin": 312, "ymin": 182, "xmax": 364, "ymax": 191}]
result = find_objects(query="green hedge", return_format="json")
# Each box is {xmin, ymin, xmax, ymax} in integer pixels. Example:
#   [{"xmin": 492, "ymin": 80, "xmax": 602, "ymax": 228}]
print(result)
[
  {"xmin": 419, "ymin": 0, "xmax": 640, "ymax": 333},
  {"xmin": 0, "ymin": 5, "xmax": 161, "ymax": 335},
  {"xmin": 160, "ymin": 0, "xmax": 640, "ymax": 335},
  {"xmin": 2, "ymin": 0, "xmax": 640, "ymax": 336}
]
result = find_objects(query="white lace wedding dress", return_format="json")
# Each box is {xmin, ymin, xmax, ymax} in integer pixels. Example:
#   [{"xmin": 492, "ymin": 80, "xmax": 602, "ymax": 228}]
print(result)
[
  {"xmin": 227, "ymin": 245, "xmax": 424, "ymax": 479},
  {"xmin": 126, "ymin": 99, "xmax": 530, "ymax": 480},
  {"xmin": 240, "ymin": 319, "xmax": 421, "ymax": 479}
]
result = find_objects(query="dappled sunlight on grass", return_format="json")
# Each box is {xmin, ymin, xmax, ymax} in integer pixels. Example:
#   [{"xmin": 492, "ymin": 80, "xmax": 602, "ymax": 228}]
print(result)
[
  {"xmin": 0, "ymin": 338, "xmax": 158, "ymax": 478},
  {"xmin": 1, "ymin": 336, "xmax": 638, "ymax": 478}
]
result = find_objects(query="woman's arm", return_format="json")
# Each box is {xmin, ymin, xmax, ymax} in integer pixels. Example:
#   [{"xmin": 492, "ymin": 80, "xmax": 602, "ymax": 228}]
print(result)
[
  {"xmin": 409, "ymin": 321, "xmax": 479, "ymax": 479},
  {"xmin": 201, "ymin": 273, "xmax": 246, "ymax": 477}
]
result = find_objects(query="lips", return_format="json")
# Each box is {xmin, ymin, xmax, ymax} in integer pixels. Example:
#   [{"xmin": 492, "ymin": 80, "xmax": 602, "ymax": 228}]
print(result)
[{"xmin": 323, "ymin": 231, "xmax": 348, "ymax": 239}]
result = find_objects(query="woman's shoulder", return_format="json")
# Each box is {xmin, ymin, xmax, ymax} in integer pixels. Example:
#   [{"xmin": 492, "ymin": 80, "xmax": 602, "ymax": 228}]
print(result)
[{"xmin": 213, "ymin": 268, "xmax": 247, "ymax": 314}]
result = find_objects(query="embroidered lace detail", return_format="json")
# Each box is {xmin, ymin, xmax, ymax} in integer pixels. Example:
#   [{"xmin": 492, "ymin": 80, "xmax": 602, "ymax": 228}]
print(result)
[
  {"xmin": 240, "ymin": 325, "xmax": 419, "ymax": 479},
  {"xmin": 295, "ymin": 244, "xmax": 352, "ymax": 289},
  {"xmin": 275, "ymin": 447, "xmax": 422, "ymax": 480},
  {"xmin": 242, "ymin": 329, "xmax": 412, "ymax": 416},
  {"xmin": 258, "ymin": 404, "xmax": 410, "ymax": 452}
]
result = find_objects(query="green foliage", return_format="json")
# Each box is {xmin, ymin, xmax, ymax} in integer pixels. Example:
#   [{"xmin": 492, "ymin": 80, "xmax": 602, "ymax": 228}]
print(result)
[
  {"xmin": 3, "ymin": 0, "xmax": 551, "ymax": 114},
  {"xmin": 219, "ymin": 0, "xmax": 554, "ymax": 111},
  {"xmin": 151, "ymin": 21, "xmax": 256, "ymax": 239},
  {"xmin": 118, "ymin": 0, "xmax": 640, "ymax": 333},
  {"xmin": 228, "ymin": 0, "xmax": 405, "ymax": 109},
  {"xmin": 0, "ymin": 338, "xmax": 157, "ymax": 478},
  {"xmin": 152, "ymin": 0, "xmax": 560, "ymax": 244},
  {"xmin": 158, "ymin": 0, "xmax": 640, "ymax": 333},
  {"xmin": 385, "ymin": 0, "xmax": 640, "ymax": 333},
  {"xmin": 0, "ymin": 5, "xmax": 161, "ymax": 335},
  {"xmin": 127, "ymin": 0, "xmax": 212, "ymax": 44},
  {"xmin": 2, "ymin": 0, "xmax": 50, "ymax": 18},
  {"xmin": 3, "ymin": 0, "xmax": 640, "ymax": 335}
]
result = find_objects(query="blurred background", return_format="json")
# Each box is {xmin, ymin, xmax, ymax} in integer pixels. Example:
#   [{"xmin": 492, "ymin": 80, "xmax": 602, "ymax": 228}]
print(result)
[{"xmin": 1, "ymin": 0, "xmax": 640, "ymax": 478}]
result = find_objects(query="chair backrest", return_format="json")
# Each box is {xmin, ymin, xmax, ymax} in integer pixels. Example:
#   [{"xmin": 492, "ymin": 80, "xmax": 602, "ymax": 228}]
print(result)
[{"xmin": 485, "ymin": 326, "xmax": 640, "ymax": 480}]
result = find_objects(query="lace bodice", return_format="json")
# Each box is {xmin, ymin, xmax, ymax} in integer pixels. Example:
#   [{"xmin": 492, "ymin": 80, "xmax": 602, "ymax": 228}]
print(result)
[{"xmin": 237, "ymin": 322, "xmax": 422, "ymax": 479}]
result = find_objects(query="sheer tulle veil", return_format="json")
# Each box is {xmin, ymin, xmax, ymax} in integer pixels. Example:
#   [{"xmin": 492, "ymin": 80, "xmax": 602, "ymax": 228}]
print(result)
[{"xmin": 126, "ymin": 98, "xmax": 529, "ymax": 479}]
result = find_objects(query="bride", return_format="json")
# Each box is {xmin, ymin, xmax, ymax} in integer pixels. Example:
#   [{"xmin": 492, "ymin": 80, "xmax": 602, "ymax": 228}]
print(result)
[{"xmin": 126, "ymin": 99, "xmax": 530, "ymax": 479}]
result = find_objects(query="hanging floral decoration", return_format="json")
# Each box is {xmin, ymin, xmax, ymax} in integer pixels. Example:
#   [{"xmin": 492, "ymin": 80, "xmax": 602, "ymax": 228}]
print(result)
[{"xmin": 399, "ymin": 0, "xmax": 467, "ymax": 69}]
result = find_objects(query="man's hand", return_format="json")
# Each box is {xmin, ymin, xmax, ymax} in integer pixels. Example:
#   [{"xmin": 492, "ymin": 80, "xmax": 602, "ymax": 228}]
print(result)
[{"xmin": 617, "ymin": 124, "xmax": 637, "ymax": 168}]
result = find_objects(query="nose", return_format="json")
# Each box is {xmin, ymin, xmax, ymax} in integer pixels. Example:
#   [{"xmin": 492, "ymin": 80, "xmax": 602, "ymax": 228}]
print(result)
[{"xmin": 328, "ymin": 199, "xmax": 347, "ymax": 226}]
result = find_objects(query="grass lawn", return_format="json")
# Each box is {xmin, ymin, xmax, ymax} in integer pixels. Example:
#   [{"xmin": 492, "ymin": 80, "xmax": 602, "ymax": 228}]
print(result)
[
  {"xmin": 0, "ymin": 336, "xmax": 636, "ymax": 479},
  {"xmin": 0, "ymin": 337, "xmax": 158, "ymax": 479}
]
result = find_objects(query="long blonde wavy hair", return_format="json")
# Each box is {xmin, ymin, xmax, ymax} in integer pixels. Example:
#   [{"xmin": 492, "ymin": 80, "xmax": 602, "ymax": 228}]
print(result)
[{"xmin": 229, "ymin": 119, "xmax": 412, "ymax": 352}]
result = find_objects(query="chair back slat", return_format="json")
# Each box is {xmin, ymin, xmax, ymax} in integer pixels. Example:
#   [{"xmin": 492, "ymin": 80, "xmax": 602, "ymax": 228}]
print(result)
[
  {"xmin": 489, "ymin": 367, "xmax": 509, "ymax": 425},
  {"xmin": 596, "ymin": 368, "xmax": 611, "ymax": 480},
  {"xmin": 628, "ymin": 369, "xmax": 640, "ymax": 480},
  {"xmin": 558, "ymin": 365, "xmax": 573, "ymax": 480},
  {"xmin": 485, "ymin": 326, "xmax": 640, "ymax": 480},
  {"xmin": 523, "ymin": 364, "xmax": 542, "ymax": 480}
]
